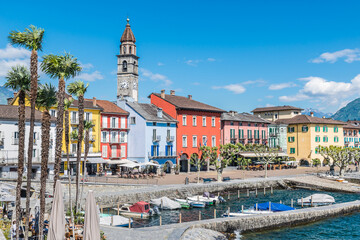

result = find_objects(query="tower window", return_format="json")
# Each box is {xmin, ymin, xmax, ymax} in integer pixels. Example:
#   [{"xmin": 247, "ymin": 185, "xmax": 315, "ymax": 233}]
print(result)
[
  {"xmin": 123, "ymin": 46, "xmax": 126, "ymax": 54},
  {"xmin": 129, "ymin": 46, "xmax": 132, "ymax": 54},
  {"xmin": 122, "ymin": 61, "xmax": 127, "ymax": 72}
]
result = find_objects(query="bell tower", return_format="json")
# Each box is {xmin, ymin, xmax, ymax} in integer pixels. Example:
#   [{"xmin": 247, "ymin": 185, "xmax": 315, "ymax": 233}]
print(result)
[{"xmin": 117, "ymin": 18, "xmax": 139, "ymax": 102}]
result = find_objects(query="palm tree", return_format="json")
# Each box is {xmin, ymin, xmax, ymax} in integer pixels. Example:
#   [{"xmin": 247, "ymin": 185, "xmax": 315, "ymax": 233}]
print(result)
[
  {"xmin": 4, "ymin": 66, "xmax": 31, "ymax": 238},
  {"xmin": 9, "ymin": 25, "xmax": 44, "ymax": 239},
  {"xmin": 40, "ymin": 53, "xmax": 82, "ymax": 192},
  {"xmin": 35, "ymin": 84, "xmax": 57, "ymax": 239},
  {"xmin": 64, "ymin": 97, "xmax": 75, "ymax": 231},
  {"xmin": 67, "ymin": 80, "xmax": 88, "ymax": 215},
  {"xmin": 80, "ymin": 120, "xmax": 93, "ymax": 206}
]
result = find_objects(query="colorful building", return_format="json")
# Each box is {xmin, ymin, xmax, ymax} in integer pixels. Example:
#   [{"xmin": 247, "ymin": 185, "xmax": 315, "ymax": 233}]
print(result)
[
  {"xmin": 268, "ymin": 122, "xmax": 288, "ymax": 152},
  {"xmin": 252, "ymin": 105, "xmax": 303, "ymax": 122},
  {"xmin": 276, "ymin": 114, "xmax": 345, "ymax": 165},
  {"xmin": 149, "ymin": 90, "xmax": 225, "ymax": 172},
  {"xmin": 119, "ymin": 101, "xmax": 177, "ymax": 172},
  {"xmin": 221, "ymin": 111, "xmax": 269, "ymax": 145},
  {"xmin": 343, "ymin": 120, "xmax": 360, "ymax": 148}
]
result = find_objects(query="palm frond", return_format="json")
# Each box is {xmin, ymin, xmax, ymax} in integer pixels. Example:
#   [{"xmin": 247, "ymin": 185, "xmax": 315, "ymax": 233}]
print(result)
[
  {"xmin": 64, "ymin": 97, "xmax": 74, "ymax": 110},
  {"xmin": 83, "ymin": 120, "xmax": 93, "ymax": 130},
  {"xmin": 36, "ymin": 83, "xmax": 57, "ymax": 110},
  {"xmin": 8, "ymin": 25, "xmax": 44, "ymax": 51},
  {"xmin": 41, "ymin": 52, "xmax": 82, "ymax": 80},
  {"xmin": 4, "ymin": 65, "xmax": 31, "ymax": 92},
  {"xmin": 67, "ymin": 80, "xmax": 89, "ymax": 98}
]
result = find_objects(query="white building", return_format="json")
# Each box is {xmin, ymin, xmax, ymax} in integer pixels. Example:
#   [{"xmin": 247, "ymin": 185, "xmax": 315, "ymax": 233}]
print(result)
[{"xmin": 0, "ymin": 105, "xmax": 56, "ymax": 179}]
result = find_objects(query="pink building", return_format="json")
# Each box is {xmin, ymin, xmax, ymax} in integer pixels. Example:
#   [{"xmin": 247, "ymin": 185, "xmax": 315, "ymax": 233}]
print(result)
[{"xmin": 221, "ymin": 111, "xmax": 270, "ymax": 145}]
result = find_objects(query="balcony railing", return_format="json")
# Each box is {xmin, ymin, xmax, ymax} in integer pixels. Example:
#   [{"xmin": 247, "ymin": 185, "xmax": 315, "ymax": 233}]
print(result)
[
  {"xmin": 230, "ymin": 135, "xmax": 237, "ymax": 140},
  {"xmin": 110, "ymin": 138, "xmax": 120, "ymax": 144},
  {"xmin": 153, "ymin": 135, "xmax": 161, "ymax": 142},
  {"xmin": 148, "ymin": 151, "xmax": 176, "ymax": 158},
  {"xmin": 71, "ymin": 118, "xmax": 79, "ymax": 124},
  {"xmin": 269, "ymin": 132, "xmax": 278, "ymax": 137},
  {"xmin": 12, "ymin": 138, "xmax": 19, "ymax": 145},
  {"xmin": 166, "ymin": 136, "xmax": 175, "ymax": 142}
]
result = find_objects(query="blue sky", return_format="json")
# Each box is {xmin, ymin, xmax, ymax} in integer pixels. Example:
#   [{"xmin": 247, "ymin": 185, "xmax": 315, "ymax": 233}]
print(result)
[{"xmin": 1, "ymin": 0, "xmax": 360, "ymax": 113}]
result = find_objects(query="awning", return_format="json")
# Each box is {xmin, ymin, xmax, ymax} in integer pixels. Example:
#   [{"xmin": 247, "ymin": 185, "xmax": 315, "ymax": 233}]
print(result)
[
  {"xmin": 121, "ymin": 162, "xmax": 141, "ymax": 168},
  {"xmin": 108, "ymin": 159, "xmax": 134, "ymax": 165},
  {"xmin": 87, "ymin": 158, "xmax": 109, "ymax": 164},
  {"xmin": 140, "ymin": 162, "xmax": 160, "ymax": 167},
  {"xmin": 240, "ymin": 152, "xmax": 288, "ymax": 158}
]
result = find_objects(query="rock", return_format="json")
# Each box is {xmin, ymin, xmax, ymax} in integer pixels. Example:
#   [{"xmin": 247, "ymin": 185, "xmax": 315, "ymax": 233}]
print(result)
[{"xmin": 181, "ymin": 228, "xmax": 226, "ymax": 240}]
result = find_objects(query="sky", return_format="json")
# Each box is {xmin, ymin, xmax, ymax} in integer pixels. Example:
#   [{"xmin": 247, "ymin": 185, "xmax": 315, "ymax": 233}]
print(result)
[{"xmin": 1, "ymin": 0, "xmax": 360, "ymax": 114}]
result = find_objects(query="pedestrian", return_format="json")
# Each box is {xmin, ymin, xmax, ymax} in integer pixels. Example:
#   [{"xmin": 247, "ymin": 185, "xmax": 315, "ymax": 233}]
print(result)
[{"xmin": 11, "ymin": 220, "xmax": 16, "ymax": 239}]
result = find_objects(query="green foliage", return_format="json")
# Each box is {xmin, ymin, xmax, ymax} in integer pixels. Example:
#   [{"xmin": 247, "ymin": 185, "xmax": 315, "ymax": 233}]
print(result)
[
  {"xmin": 64, "ymin": 97, "xmax": 74, "ymax": 110},
  {"xmin": 4, "ymin": 65, "xmax": 31, "ymax": 92},
  {"xmin": 84, "ymin": 120, "xmax": 93, "ymax": 130},
  {"xmin": 8, "ymin": 25, "xmax": 44, "ymax": 51},
  {"xmin": 312, "ymin": 158, "xmax": 321, "ymax": 167},
  {"xmin": 41, "ymin": 53, "xmax": 82, "ymax": 80},
  {"xmin": 70, "ymin": 130, "xmax": 79, "ymax": 140},
  {"xmin": 36, "ymin": 84, "xmax": 57, "ymax": 110},
  {"xmin": 67, "ymin": 80, "xmax": 89, "ymax": 98},
  {"xmin": 318, "ymin": 145, "xmax": 355, "ymax": 176}
]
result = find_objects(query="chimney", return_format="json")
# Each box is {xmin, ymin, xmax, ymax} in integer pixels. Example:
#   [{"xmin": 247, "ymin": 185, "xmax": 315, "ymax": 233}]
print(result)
[
  {"xmin": 157, "ymin": 108, "xmax": 163, "ymax": 118},
  {"xmin": 92, "ymin": 97, "xmax": 97, "ymax": 107},
  {"xmin": 230, "ymin": 110, "xmax": 237, "ymax": 117},
  {"xmin": 170, "ymin": 90, "xmax": 175, "ymax": 96},
  {"xmin": 188, "ymin": 95, "xmax": 192, "ymax": 100},
  {"xmin": 310, "ymin": 112, "xmax": 314, "ymax": 117},
  {"xmin": 160, "ymin": 89, "xmax": 165, "ymax": 99}
]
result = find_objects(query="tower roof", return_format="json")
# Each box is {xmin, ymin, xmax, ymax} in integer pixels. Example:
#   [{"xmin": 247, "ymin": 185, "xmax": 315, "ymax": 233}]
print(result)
[{"xmin": 120, "ymin": 18, "xmax": 136, "ymax": 43}]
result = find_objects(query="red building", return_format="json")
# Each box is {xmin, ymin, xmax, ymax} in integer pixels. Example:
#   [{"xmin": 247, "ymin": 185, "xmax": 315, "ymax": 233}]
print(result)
[
  {"xmin": 96, "ymin": 100, "xmax": 129, "ymax": 166},
  {"xmin": 150, "ymin": 90, "xmax": 225, "ymax": 172}
]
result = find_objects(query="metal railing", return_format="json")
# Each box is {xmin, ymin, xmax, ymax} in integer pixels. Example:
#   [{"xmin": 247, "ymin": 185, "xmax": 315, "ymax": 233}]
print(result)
[
  {"xmin": 166, "ymin": 136, "xmax": 175, "ymax": 142},
  {"xmin": 153, "ymin": 135, "xmax": 161, "ymax": 142}
]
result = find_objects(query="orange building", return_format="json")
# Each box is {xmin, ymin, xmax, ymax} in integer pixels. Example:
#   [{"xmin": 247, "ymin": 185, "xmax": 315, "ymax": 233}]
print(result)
[{"xmin": 150, "ymin": 90, "xmax": 225, "ymax": 172}]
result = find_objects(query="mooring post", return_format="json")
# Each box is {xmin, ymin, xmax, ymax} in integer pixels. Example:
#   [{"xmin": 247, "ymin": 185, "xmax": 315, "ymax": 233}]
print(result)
[
  {"xmin": 256, "ymin": 203, "xmax": 258, "ymax": 211},
  {"xmin": 117, "ymin": 204, "xmax": 120, "ymax": 215},
  {"xmin": 271, "ymin": 186, "xmax": 273, "ymax": 195},
  {"xmin": 228, "ymin": 192, "xmax": 230, "ymax": 200},
  {"xmin": 199, "ymin": 211, "xmax": 201, "ymax": 220},
  {"xmin": 160, "ymin": 216, "xmax": 162, "ymax": 226},
  {"xmin": 255, "ymin": 188, "xmax": 258, "ymax": 197},
  {"xmin": 311, "ymin": 195, "xmax": 313, "ymax": 207},
  {"xmin": 291, "ymin": 199, "xmax": 293, "ymax": 208},
  {"xmin": 238, "ymin": 190, "xmax": 240, "ymax": 199},
  {"xmin": 301, "ymin": 197, "xmax": 304, "ymax": 208},
  {"xmin": 128, "ymin": 218, "xmax": 131, "ymax": 229},
  {"xmin": 179, "ymin": 213, "xmax": 182, "ymax": 223},
  {"xmin": 247, "ymin": 189, "xmax": 249, "ymax": 197},
  {"xmin": 269, "ymin": 201, "xmax": 271, "ymax": 212},
  {"xmin": 241, "ymin": 205, "xmax": 244, "ymax": 213},
  {"xmin": 228, "ymin": 206, "xmax": 230, "ymax": 216},
  {"xmin": 111, "ymin": 215, "xmax": 114, "ymax": 226},
  {"xmin": 101, "ymin": 206, "xmax": 103, "ymax": 214},
  {"xmin": 264, "ymin": 187, "xmax": 266, "ymax": 196},
  {"xmin": 214, "ymin": 209, "xmax": 216, "ymax": 219},
  {"xmin": 161, "ymin": 199, "xmax": 163, "ymax": 209}
]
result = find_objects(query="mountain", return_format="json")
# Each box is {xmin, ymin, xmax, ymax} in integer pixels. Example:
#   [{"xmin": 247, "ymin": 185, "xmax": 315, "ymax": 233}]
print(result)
[
  {"xmin": 332, "ymin": 98, "xmax": 360, "ymax": 121},
  {"xmin": 301, "ymin": 108, "xmax": 333, "ymax": 118},
  {"xmin": 0, "ymin": 86, "xmax": 13, "ymax": 104}
]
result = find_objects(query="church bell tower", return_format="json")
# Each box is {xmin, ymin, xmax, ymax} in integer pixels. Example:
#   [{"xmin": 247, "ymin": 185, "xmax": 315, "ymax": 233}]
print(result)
[{"xmin": 117, "ymin": 18, "xmax": 139, "ymax": 102}]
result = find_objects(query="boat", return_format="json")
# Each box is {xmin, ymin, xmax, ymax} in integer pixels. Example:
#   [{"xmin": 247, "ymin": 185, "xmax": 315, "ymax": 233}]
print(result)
[
  {"xmin": 187, "ymin": 196, "xmax": 214, "ymax": 206},
  {"xmin": 223, "ymin": 209, "xmax": 273, "ymax": 217},
  {"xmin": 175, "ymin": 198, "xmax": 205, "ymax": 208},
  {"xmin": 174, "ymin": 199, "xmax": 192, "ymax": 209},
  {"xmin": 150, "ymin": 197, "xmax": 181, "ymax": 210},
  {"xmin": 223, "ymin": 202, "xmax": 294, "ymax": 217},
  {"xmin": 99, "ymin": 214, "xmax": 133, "ymax": 227},
  {"xmin": 116, "ymin": 201, "xmax": 160, "ymax": 219},
  {"xmin": 297, "ymin": 194, "xmax": 335, "ymax": 206}
]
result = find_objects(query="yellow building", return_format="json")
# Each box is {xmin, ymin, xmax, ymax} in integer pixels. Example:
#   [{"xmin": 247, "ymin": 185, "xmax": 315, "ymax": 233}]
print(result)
[
  {"xmin": 9, "ymin": 94, "xmax": 103, "ymax": 175},
  {"xmin": 276, "ymin": 114, "xmax": 345, "ymax": 165},
  {"xmin": 252, "ymin": 105, "xmax": 303, "ymax": 122}
]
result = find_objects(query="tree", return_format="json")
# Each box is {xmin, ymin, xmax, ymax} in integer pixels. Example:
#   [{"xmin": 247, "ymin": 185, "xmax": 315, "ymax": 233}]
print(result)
[
  {"xmin": 4, "ymin": 66, "xmax": 31, "ymax": 238},
  {"xmin": 67, "ymin": 80, "xmax": 88, "ymax": 215},
  {"xmin": 190, "ymin": 153, "xmax": 206, "ymax": 184},
  {"xmin": 80, "ymin": 120, "xmax": 93, "ymax": 203},
  {"xmin": 35, "ymin": 84, "xmax": 57, "ymax": 239},
  {"xmin": 351, "ymin": 148, "xmax": 360, "ymax": 172},
  {"xmin": 41, "ymin": 53, "xmax": 82, "ymax": 191},
  {"xmin": 63, "ymin": 97, "xmax": 75, "ymax": 232},
  {"xmin": 8, "ymin": 25, "xmax": 44, "ymax": 239},
  {"xmin": 200, "ymin": 146, "xmax": 222, "ymax": 181},
  {"xmin": 318, "ymin": 145, "xmax": 352, "ymax": 177},
  {"xmin": 253, "ymin": 145, "xmax": 279, "ymax": 178}
]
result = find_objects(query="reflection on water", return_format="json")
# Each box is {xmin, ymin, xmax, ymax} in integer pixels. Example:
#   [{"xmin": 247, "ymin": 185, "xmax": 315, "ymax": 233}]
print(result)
[{"xmin": 101, "ymin": 189, "xmax": 360, "ymax": 230}]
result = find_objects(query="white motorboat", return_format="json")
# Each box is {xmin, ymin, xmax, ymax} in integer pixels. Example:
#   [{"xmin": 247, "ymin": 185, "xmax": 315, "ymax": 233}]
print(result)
[
  {"xmin": 99, "ymin": 214, "xmax": 133, "ymax": 227},
  {"xmin": 150, "ymin": 197, "xmax": 181, "ymax": 210},
  {"xmin": 297, "ymin": 194, "xmax": 335, "ymax": 206},
  {"xmin": 175, "ymin": 198, "xmax": 205, "ymax": 208},
  {"xmin": 223, "ymin": 209, "xmax": 273, "ymax": 217}
]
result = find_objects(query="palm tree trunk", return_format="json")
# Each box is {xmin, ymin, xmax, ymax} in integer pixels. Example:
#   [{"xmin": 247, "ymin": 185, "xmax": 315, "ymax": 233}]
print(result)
[
  {"xmin": 80, "ymin": 130, "xmax": 89, "ymax": 207},
  {"xmin": 25, "ymin": 50, "xmax": 38, "ymax": 239},
  {"xmin": 75, "ymin": 95, "xmax": 84, "ymax": 216},
  {"xmin": 15, "ymin": 91, "xmax": 26, "ymax": 239},
  {"xmin": 39, "ymin": 111, "xmax": 51, "ymax": 240},
  {"xmin": 53, "ymin": 77, "xmax": 66, "ymax": 191},
  {"xmin": 64, "ymin": 110, "xmax": 75, "ymax": 235}
]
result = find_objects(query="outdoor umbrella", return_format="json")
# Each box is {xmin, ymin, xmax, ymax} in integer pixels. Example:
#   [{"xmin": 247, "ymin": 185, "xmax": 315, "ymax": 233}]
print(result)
[
  {"xmin": 83, "ymin": 190, "xmax": 100, "ymax": 240},
  {"xmin": 48, "ymin": 180, "xmax": 66, "ymax": 240}
]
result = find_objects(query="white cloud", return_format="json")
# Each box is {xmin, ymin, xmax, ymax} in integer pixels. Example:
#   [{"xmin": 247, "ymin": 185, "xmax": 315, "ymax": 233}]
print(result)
[
  {"xmin": 77, "ymin": 71, "xmax": 104, "ymax": 82},
  {"xmin": 0, "ymin": 59, "xmax": 29, "ymax": 77},
  {"xmin": 265, "ymin": 103, "xmax": 274, "ymax": 107},
  {"xmin": 269, "ymin": 82, "xmax": 297, "ymax": 90},
  {"xmin": 192, "ymin": 82, "xmax": 200, "ymax": 86},
  {"xmin": 207, "ymin": 58, "xmax": 216, "ymax": 62},
  {"xmin": 157, "ymin": 62, "xmax": 164, "ymax": 66},
  {"xmin": 243, "ymin": 79, "xmax": 267, "ymax": 86},
  {"xmin": 311, "ymin": 48, "xmax": 360, "ymax": 63},
  {"xmin": 185, "ymin": 59, "xmax": 201, "ymax": 66},
  {"xmin": 80, "ymin": 62, "xmax": 94, "ymax": 70},
  {"xmin": 279, "ymin": 75, "xmax": 360, "ymax": 106},
  {"xmin": 212, "ymin": 84, "xmax": 246, "ymax": 94},
  {"xmin": 140, "ymin": 68, "xmax": 172, "ymax": 86},
  {"xmin": 0, "ymin": 44, "xmax": 31, "ymax": 59}
]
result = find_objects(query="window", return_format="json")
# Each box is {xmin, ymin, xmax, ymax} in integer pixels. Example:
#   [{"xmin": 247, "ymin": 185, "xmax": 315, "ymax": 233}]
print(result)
[
  {"xmin": 261, "ymin": 130, "xmax": 266, "ymax": 139},
  {"xmin": 248, "ymin": 123, "xmax": 251, "ymax": 127},
  {"xmin": 130, "ymin": 117, "xmax": 136, "ymax": 124},
  {"xmin": 85, "ymin": 112, "xmax": 91, "ymax": 122},
  {"xmin": 275, "ymin": 114, "xmax": 278, "ymax": 119},
  {"xmin": 102, "ymin": 116, "xmax": 107, "ymax": 128},
  {"xmin": 153, "ymin": 122, "xmax": 157, "ymax": 126},
  {"xmin": 101, "ymin": 131, "xmax": 108, "ymax": 142},
  {"xmin": 182, "ymin": 136, "xmax": 187, "ymax": 147},
  {"xmin": 230, "ymin": 129, "xmax": 235, "ymax": 139},
  {"xmin": 202, "ymin": 116, "xmax": 206, "ymax": 126},
  {"xmin": 102, "ymin": 146, "xmax": 107, "ymax": 158},
  {"xmin": 212, "ymin": 117, "xmax": 215, "ymax": 127},
  {"xmin": 323, "ymin": 126, "xmax": 328, "ymax": 132},
  {"xmin": 255, "ymin": 123, "xmax": 258, "ymax": 127},
  {"xmin": 334, "ymin": 136, "xmax": 339, "ymax": 143},
  {"xmin": 254, "ymin": 130, "xmax": 259, "ymax": 139},
  {"xmin": 323, "ymin": 136, "xmax": 328, "ymax": 142},
  {"xmin": 302, "ymin": 125, "xmax": 308, "ymax": 132},
  {"xmin": 121, "ymin": 145, "xmax": 126, "ymax": 158},
  {"xmin": 71, "ymin": 143, "xmax": 77, "ymax": 154},
  {"xmin": 211, "ymin": 136, "xmax": 216, "ymax": 147},
  {"xmin": 239, "ymin": 122, "xmax": 242, "ymax": 126},
  {"xmin": 71, "ymin": 111, "xmax": 78, "ymax": 124},
  {"xmin": 123, "ymin": 46, "xmax": 126, "ymax": 54},
  {"xmin": 122, "ymin": 61, "xmax": 127, "ymax": 71},
  {"xmin": 230, "ymin": 121, "xmax": 234, "ymax": 126},
  {"xmin": 354, "ymin": 130, "xmax": 357, "ymax": 136},
  {"xmin": 50, "ymin": 109, "xmax": 56, "ymax": 117},
  {"xmin": 152, "ymin": 129, "xmax": 157, "ymax": 141},
  {"xmin": 288, "ymin": 137, "xmax": 295, "ymax": 143},
  {"xmin": 182, "ymin": 115, "xmax": 187, "ymax": 126},
  {"xmin": 315, "ymin": 126, "xmax": 320, "ymax": 132},
  {"xmin": 315, "ymin": 136, "xmax": 321, "ymax": 142},
  {"xmin": 151, "ymin": 145, "xmax": 158, "ymax": 156},
  {"xmin": 247, "ymin": 130, "xmax": 252, "ymax": 139},
  {"xmin": 111, "ymin": 117, "xmax": 118, "ymax": 128},
  {"xmin": 192, "ymin": 136, "xmax": 197, "ymax": 148},
  {"xmin": 120, "ymin": 132, "xmax": 127, "ymax": 143},
  {"xmin": 121, "ymin": 117, "xmax": 126, "ymax": 128},
  {"xmin": 334, "ymin": 126, "xmax": 338, "ymax": 133},
  {"xmin": 33, "ymin": 149, "xmax": 37, "ymax": 158},
  {"xmin": 192, "ymin": 116, "xmax": 197, "ymax": 126},
  {"xmin": 288, "ymin": 127, "xmax": 295, "ymax": 133},
  {"xmin": 129, "ymin": 46, "xmax": 132, "ymax": 54},
  {"xmin": 202, "ymin": 136, "xmax": 207, "ymax": 146},
  {"xmin": 111, "ymin": 132, "xmax": 117, "ymax": 143},
  {"xmin": 239, "ymin": 129, "xmax": 244, "ymax": 139},
  {"xmin": 290, "ymin": 148, "xmax": 295, "ymax": 154},
  {"xmin": 111, "ymin": 145, "xmax": 117, "ymax": 158}
]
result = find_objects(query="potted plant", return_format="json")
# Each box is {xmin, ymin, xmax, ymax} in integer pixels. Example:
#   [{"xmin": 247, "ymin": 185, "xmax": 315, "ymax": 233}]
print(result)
[{"xmin": 174, "ymin": 164, "xmax": 180, "ymax": 175}]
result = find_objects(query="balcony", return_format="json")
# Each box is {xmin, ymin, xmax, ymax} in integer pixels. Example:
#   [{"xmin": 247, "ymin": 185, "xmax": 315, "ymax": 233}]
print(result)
[
  {"xmin": 166, "ymin": 136, "xmax": 175, "ymax": 142},
  {"xmin": 12, "ymin": 138, "xmax": 19, "ymax": 145},
  {"xmin": 148, "ymin": 151, "xmax": 176, "ymax": 158},
  {"xmin": 230, "ymin": 135, "xmax": 238, "ymax": 140},
  {"xmin": 110, "ymin": 138, "xmax": 120, "ymax": 144},
  {"xmin": 152, "ymin": 135, "xmax": 161, "ymax": 142},
  {"xmin": 71, "ymin": 118, "xmax": 79, "ymax": 125},
  {"xmin": 89, "ymin": 135, "xmax": 96, "ymax": 142},
  {"xmin": 269, "ymin": 132, "xmax": 278, "ymax": 137}
]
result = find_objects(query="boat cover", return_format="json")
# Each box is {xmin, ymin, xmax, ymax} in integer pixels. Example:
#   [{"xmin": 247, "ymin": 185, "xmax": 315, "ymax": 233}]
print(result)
[
  {"xmin": 100, "ymin": 215, "xmax": 130, "ymax": 226},
  {"xmin": 150, "ymin": 197, "xmax": 181, "ymax": 210},
  {"xmin": 297, "ymin": 194, "xmax": 335, "ymax": 204},
  {"xmin": 255, "ymin": 202, "xmax": 295, "ymax": 212},
  {"xmin": 129, "ymin": 201, "xmax": 150, "ymax": 213}
]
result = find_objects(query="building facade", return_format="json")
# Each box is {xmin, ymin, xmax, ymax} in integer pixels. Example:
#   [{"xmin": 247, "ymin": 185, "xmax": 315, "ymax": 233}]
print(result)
[
  {"xmin": 343, "ymin": 121, "xmax": 360, "ymax": 148},
  {"xmin": 120, "ymin": 101, "xmax": 177, "ymax": 172},
  {"xmin": 252, "ymin": 105, "xmax": 303, "ymax": 121},
  {"xmin": 221, "ymin": 111, "xmax": 269, "ymax": 145},
  {"xmin": 150, "ymin": 90, "xmax": 225, "ymax": 172},
  {"xmin": 268, "ymin": 123, "xmax": 288, "ymax": 152},
  {"xmin": 0, "ymin": 105, "xmax": 56, "ymax": 179}
]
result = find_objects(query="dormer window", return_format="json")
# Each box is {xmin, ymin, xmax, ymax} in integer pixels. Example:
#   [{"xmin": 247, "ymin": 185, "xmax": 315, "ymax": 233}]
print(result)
[{"xmin": 122, "ymin": 61, "xmax": 127, "ymax": 72}]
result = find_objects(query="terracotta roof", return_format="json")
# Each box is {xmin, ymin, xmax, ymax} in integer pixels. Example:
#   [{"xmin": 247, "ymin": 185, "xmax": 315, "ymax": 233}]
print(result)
[
  {"xmin": 151, "ymin": 93, "xmax": 225, "ymax": 113},
  {"xmin": 0, "ymin": 105, "xmax": 56, "ymax": 122},
  {"xmin": 120, "ymin": 19, "xmax": 136, "ymax": 43},
  {"xmin": 93, "ymin": 99, "xmax": 128, "ymax": 115},
  {"xmin": 70, "ymin": 99, "xmax": 103, "ymax": 110},
  {"xmin": 343, "ymin": 122, "xmax": 360, "ymax": 129},
  {"xmin": 275, "ymin": 115, "xmax": 345, "ymax": 125},
  {"xmin": 127, "ymin": 102, "xmax": 177, "ymax": 122},
  {"xmin": 221, "ymin": 112, "xmax": 270, "ymax": 124},
  {"xmin": 252, "ymin": 105, "xmax": 303, "ymax": 113}
]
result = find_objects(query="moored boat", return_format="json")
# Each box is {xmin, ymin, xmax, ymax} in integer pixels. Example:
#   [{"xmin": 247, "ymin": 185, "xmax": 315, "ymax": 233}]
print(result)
[
  {"xmin": 100, "ymin": 214, "xmax": 133, "ymax": 227},
  {"xmin": 117, "ymin": 201, "xmax": 159, "ymax": 219},
  {"xmin": 297, "ymin": 194, "xmax": 335, "ymax": 206},
  {"xmin": 223, "ymin": 202, "xmax": 295, "ymax": 217},
  {"xmin": 174, "ymin": 199, "xmax": 192, "ymax": 209}
]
